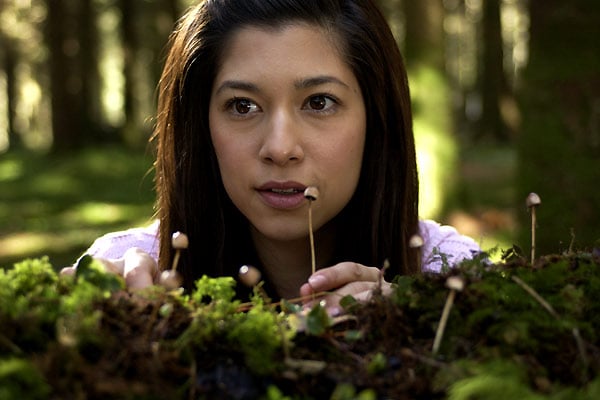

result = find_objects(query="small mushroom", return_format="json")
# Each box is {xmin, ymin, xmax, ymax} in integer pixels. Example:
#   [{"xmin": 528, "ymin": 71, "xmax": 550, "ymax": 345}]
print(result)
[
  {"xmin": 171, "ymin": 231, "xmax": 189, "ymax": 250},
  {"xmin": 526, "ymin": 193, "xmax": 541, "ymax": 263},
  {"xmin": 303, "ymin": 186, "xmax": 320, "ymax": 201},
  {"xmin": 238, "ymin": 265, "xmax": 262, "ymax": 287},
  {"xmin": 432, "ymin": 276, "xmax": 465, "ymax": 355},
  {"xmin": 170, "ymin": 231, "xmax": 188, "ymax": 272},
  {"xmin": 409, "ymin": 234, "xmax": 424, "ymax": 249},
  {"xmin": 159, "ymin": 270, "xmax": 183, "ymax": 290}
]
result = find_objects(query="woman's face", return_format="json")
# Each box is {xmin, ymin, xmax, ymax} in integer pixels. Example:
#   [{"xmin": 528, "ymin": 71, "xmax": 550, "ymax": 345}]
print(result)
[{"xmin": 209, "ymin": 23, "xmax": 366, "ymax": 243}]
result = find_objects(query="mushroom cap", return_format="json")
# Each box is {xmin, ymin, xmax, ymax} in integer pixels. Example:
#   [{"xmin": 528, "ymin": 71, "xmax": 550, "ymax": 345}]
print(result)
[
  {"xmin": 171, "ymin": 231, "xmax": 189, "ymax": 249},
  {"xmin": 304, "ymin": 186, "xmax": 320, "ymax": 201},
  {"xmin": 526, "ymin": 192, "xmax": 542, "ymax": 207},
  {"xmin": 160, "ymin": 270, "xmax": 183, "ymax": 290},
  {"xmin": 409, "ymin": 234, "xmax": 424, "ymax": 248},
  {"xmin": 446, "ymin": 276, "xmax": 465, "ymax": 291},
  {"xmin": 239, "ymin": 265, "xmax": 262, "ymax": 287}
]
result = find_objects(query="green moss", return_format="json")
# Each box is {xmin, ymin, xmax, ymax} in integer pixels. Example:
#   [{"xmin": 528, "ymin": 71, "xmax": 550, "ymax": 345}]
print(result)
[
  {"xmin": 0, "ymin": 358, "xmax": 50, "ymax": 400},
  {"xmin": 1, "ymin": 252, "xmax": 599, "ymax": 398}
]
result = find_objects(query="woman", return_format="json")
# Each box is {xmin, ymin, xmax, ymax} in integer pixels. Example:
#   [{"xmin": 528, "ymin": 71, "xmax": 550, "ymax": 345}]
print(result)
[{"xmin": 66, "ymin": 0, "xmax": 479, "ymax": 313}]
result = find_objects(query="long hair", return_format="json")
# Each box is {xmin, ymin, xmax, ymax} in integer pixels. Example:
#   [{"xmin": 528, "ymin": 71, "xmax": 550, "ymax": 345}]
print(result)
[{"xmin": 153, "ymin": 0, "xmax": 419, "ymax": 293}]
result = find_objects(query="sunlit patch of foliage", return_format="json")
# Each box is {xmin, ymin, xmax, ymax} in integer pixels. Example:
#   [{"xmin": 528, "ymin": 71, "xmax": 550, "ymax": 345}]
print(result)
[{"xmin": 1, "ymin": 249, "xmax": 600, "ymax": 399}]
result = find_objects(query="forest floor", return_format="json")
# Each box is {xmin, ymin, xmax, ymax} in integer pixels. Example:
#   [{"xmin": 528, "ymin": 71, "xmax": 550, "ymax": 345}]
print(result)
[
  {"xmin": 0, "ymin": 143, "xmax": 517, "ymax": 269},
  {"xmin": 0, "ymin": 146, "xmax": 156, "ymax": 269}
]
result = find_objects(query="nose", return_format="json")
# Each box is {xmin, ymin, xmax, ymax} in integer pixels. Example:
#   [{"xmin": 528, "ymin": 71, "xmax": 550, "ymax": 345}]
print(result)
[{"xmin": 258, "ymin": 110, "xmax": 304, "ymax": 165}]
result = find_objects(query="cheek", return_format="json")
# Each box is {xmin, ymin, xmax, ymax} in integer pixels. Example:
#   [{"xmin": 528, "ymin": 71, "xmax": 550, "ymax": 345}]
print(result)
[
  {"xmin": 319, "ymin": 127, "xmax": 365, "ymax": 203},
  {"xmin": 210, "ymin": 131, "xmax": 238, "ymax": 189},
  {"xmin": 332, "ymin": 127, "xmax": 365, "ymax": 175}
]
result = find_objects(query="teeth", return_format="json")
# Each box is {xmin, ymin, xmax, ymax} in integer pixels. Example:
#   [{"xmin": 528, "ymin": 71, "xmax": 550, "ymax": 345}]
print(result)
[{"xmin": 271, "ymin": 188, "xmax": 299, "ymax": 194}]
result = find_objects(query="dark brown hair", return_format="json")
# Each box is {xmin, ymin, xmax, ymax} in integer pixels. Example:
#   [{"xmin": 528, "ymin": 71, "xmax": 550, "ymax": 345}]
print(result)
[{"xmin": 153, "ymin": 0, "xmax": 419, "ymax": 293}]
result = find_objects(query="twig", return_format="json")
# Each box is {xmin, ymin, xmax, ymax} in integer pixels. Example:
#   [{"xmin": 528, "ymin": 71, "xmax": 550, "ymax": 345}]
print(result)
[
  {"xmin": 235, "ymin": 291, "xmax": 330, "ymax": 313},
  {"xmin": 511, "ymin": 275, "xmax": 588, "ymax": 368}
]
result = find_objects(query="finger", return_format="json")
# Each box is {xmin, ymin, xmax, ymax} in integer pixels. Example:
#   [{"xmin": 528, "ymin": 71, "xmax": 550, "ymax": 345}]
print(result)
[
  {"xmin": 302, "ymin": 280, "xmax": 393, "ymax": 316},
  {"xmin": 60, "ymin": 257, "xmax": 124, "ymax": 276},
  {"xmin": 96, "ymin": 258, "xmax": 125, "ymax": 275},
  {"xmin": 321, "ymin": 281, "xmax": 377, "ymax": 307},
  {"xmin": 123, "ymin": 247, "xmax": 158, "ymax": 289},
  {"xmin": 328, "ymin": 280, "xmax": 393, "ymax": 302},
  {"xmin": 60, "ymin": 266, "xmax": 76, "ymax": 276},
  {"xmin": 304, "ymin": 262, "xmax": 382, "ymax": 294}
]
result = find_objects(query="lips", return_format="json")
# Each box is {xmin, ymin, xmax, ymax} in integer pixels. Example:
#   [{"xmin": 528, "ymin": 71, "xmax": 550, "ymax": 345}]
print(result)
[{"xmin": 257, "ymin": 181, "xmax": 309, "ymax": 209}]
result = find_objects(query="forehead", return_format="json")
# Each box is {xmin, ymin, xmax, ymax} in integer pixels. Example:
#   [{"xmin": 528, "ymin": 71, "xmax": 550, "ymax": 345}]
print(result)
[{"xmin": 215, "ymin": 23, "xmax": 350, "ymax": 78}]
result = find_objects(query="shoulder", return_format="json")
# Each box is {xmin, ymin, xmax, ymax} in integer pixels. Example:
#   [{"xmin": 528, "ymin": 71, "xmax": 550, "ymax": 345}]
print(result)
[
  {"xmin": 82, "ymin": 220, "xmax": 160, "ymax": 261},
  {"xmin": 418, "ymin": 219, "xmax": 481, "ymax": 273}
]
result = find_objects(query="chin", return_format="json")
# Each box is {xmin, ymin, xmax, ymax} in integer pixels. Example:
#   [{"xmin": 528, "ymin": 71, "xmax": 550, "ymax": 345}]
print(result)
[{"xmin": 251, "ymin": 223, "xmax": 309, "ymax": 243}]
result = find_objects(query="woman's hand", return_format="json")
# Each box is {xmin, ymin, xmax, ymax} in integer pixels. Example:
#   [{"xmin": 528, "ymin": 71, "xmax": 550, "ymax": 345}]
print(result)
[
  {"xmin": 60, "ymin": 247, "xmax": 158, "ymax": 290},
  {"xmin": 299, "ymin": 262, "xmax": 392, "ymax": 316}
]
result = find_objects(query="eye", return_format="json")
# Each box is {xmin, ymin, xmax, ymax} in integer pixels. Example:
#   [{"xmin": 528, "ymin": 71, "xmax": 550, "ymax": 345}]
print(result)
[
  {"xmin": 304, "ymin": 94, "xmax": 338, "ymax": 113},
  {"xmin": 226, "ymin": 98, "xmax": 260, "ymax": 115}
]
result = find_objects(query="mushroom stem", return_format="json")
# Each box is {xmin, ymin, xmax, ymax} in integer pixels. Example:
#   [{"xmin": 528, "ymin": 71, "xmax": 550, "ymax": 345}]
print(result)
[
  {"xmin": 432, "ymin": 276, "xmax": 464, "ymax": 355},
  {"xmin": 432, "ymin": 290, "xmax": 456, "ymax": 355},
  {"xmin": 308, "ymin": 202, "xmax": 316, "ymax": 275},
  {"xmin": 304, "ymin": 187, "xmax": 319, "ymax": 276},
  {"xmin": 160, "ymin": 231, "xmax": 188, "ymax": 290},
  {"xmin": 172, "ymin": 250, "xmax": 181, "ymax": 272},
  {"xmin": 531, "ymin": 208, "xmax": 537, "ymax": 262}
]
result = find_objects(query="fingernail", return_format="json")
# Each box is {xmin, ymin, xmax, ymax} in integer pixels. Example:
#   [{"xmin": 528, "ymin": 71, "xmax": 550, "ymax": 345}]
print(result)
[{"xmin": 308, "ymin": 274, "xmax": 327, "ymax": 289}]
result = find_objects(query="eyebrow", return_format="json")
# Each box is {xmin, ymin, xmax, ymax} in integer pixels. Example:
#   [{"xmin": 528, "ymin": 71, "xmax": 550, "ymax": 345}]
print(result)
[
  {"xmin": 214, "ymin": 80, "xmax": 259, "ymax": 95},
  {"xmin": 214, "ymin": 75, "xmax": 349, "ymax": 95},
  {"xmin": 294, "ymin": 75, "xmax": 350, "ymax": 90}
]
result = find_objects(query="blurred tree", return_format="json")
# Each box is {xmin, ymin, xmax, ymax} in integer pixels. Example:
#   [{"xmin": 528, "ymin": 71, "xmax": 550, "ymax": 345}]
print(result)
[
  {"xmin": 403, "ymin": 0, "xmax": 458, "ymax": 218},
  {"xmin": 0, "ymin": 23, "xmax": 22, "ymax": 149},
  {"xmin": 45, "ymin": 0, "xmax": 104, "ymax": 151},
  {"xmin": 518, "ymin": 0, "xmax": 600, "ymax": 253},
  {"xmin": 119, "ymin": 0, "xmax": 179, "ymax": 147},
  {"xmin": 119, "ymin": 0, "xmax": 138, "ymax": 145},
  {"xmin": 478, "ymin": 0, "xmax": 512, "ymax": 142},
  {"xmin": 46, "ymin": 0, "xmax": 82, "ymax": 150},
  {"xmin": 79, "ymin": 0, "xmax": 103, "ymax": 141}
]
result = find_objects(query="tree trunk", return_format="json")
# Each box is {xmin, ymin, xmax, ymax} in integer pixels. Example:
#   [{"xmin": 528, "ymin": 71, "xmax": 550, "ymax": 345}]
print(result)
[
  {"xmin": 119, "ymin": 0, "xmax": 141, "ymax": 146},
  {"xmin": 1, "ymin": 33, "xmax": 22, "ymax": 149},
  {"xmin": 517, "ymin": 0, "xmax": 600, "ymax": 253},
  {"xmin": 404, "ymin": 0, "xmax": 457, "ymax": 219},
  {"xmin": 46, "ymin": 0, "xmax": 84, "ymax": 151},
  {"xmin": 478, "ymin": 0, "xmax": 511, "ymax": 142},
  {"xmin": 79, "ymin": 0, "xmax": 103, "ymax": 140}
]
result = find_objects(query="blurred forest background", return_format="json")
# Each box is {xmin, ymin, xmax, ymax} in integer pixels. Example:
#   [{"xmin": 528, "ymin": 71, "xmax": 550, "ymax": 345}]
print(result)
[{"xmin": 0, "ymin": 0, "xmax": 599, "ymax": 269}]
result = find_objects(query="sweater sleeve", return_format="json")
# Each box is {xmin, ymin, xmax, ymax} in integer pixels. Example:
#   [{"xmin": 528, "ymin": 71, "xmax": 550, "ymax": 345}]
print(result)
[
  {"xmin": 78, "ymin": 219, "xmax": 479, "ymax": 273},
  {"xmin": 80, "ymin": 220, "xmax": 160, "ymax": 262},
  {"xmin": 419, "ymin": 219, "xmax": 481, "ymax": 273}
]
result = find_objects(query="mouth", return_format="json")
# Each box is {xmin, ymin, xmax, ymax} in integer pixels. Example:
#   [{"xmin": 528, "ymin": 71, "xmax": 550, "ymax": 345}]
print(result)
[
  {"xmin": 257, "ymin": 181, "xmax": 310, "ymax": 209},
  {"xmin": 258, "ymin": 181, "xmax": 307, "ymax": 193},
  {"xmin": 268, "ymin": 188, "xmax": 303, "ymax": 195}
]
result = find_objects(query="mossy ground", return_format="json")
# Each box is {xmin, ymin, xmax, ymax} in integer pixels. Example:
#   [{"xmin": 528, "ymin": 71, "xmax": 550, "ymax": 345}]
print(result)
[{"xmin": 1, "ymin": 249, "xmax": 600, "ymax": 399}]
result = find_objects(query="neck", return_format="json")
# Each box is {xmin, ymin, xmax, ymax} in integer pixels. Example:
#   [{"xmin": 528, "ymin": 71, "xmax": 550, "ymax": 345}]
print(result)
[{"xmin": 251, "ymin": 223, "xmax": 336, "ymax": 299}]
